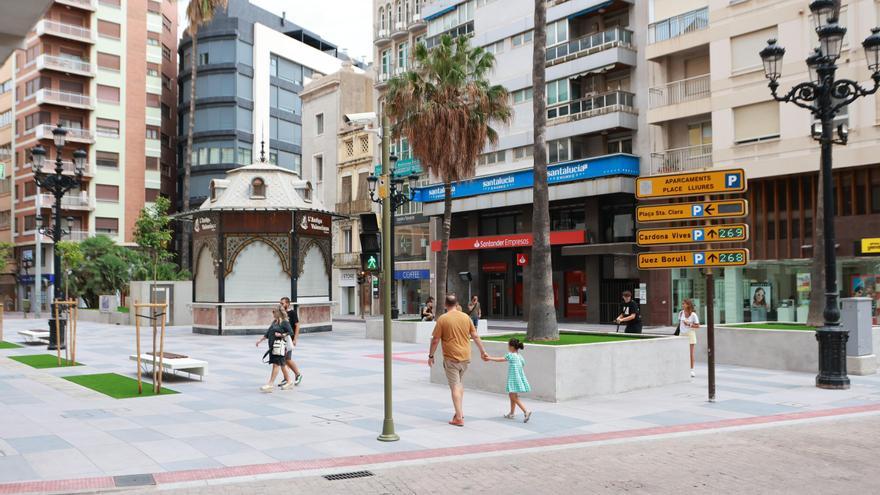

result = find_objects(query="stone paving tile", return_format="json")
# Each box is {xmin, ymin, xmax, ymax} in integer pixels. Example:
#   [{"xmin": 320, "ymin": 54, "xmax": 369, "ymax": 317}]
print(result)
[
  {"xmin": 133, "ymin": 439, "xmax": 207, "ymax": 464},
  {"xmin": 703, "ymin": 398, "xmax": 801, "ymax": 416},
  {"xmin": 0, "ymin": 455, "xmax": 40, "ymax": 482},
  {"xmin": 5, "ymin": 434, "xmax": 72, "ymax": 454}
]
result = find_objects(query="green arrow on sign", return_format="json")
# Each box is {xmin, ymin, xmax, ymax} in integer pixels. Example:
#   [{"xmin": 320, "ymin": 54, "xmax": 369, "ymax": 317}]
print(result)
[{"xmin": 366, "ymin": 256, "xmax": 378, "ymax": 270}]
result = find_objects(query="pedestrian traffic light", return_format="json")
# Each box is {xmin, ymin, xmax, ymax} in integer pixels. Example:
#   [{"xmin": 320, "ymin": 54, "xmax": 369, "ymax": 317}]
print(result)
[
  {"xmin": 359, "ymin": 213, "xmax": 381, "ymax": 273},
  {"xmin": 361, "ymin": 252, "xmax": 381, "ymax": 272}
]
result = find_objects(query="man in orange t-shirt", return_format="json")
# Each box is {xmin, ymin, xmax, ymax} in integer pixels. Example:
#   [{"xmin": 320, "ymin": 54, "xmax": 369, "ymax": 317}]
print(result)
[{"xmin": 428, "ymin": 294, "xmax": 489, "ymax": 427}]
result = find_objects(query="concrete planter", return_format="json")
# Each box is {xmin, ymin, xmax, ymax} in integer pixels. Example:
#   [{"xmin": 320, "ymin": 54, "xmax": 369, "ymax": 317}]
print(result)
[
  {"xmin": 694, "ymin": 326, "xmax": 880, "ymax": 374},
  {"xmin": 366, "ymin": 319, "xmax": 489, "ymax": 344},
  {"xmin": 429, "ymin": 333, "xmax": 690, "ymax": 402},
  {"xmin": 78, "ymin": 309, "xmax": 129, "ymax": 325}
]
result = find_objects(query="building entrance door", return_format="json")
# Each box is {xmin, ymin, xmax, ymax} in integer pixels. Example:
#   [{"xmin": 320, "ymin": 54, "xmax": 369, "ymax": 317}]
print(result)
[
  {"xmin": 564, "ymin": 271, "xmax": 587, "ymax": 319},
  {"xmin": 488, "ymin": 280, "xmax": 505, "ymax": 317}
]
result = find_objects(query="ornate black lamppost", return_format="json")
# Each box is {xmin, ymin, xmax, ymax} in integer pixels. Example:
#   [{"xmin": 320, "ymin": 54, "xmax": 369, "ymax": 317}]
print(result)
[
  {"xmin": 367, "ymin": 157, "xmax": 419, "ymax": 320},
  {"xmin": 19, "ymin": 255, "xmax": 33, "ymax": 317},
  {"xmin": 30, "ymin": 124, "xmax": 86, "ymax": 350},
  {"xmin": 760, "ymin": 0, "xmax": 880, "ymax": 389}
]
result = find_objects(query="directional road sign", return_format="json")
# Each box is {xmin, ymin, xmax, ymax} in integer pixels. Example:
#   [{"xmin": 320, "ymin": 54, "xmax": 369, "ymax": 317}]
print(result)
[
  {"xmin": 636, "ymin": 169, "xmax": 746, "ymax": 200},
  {"xmin": 637, "ymin": 199, "xmax": 749, "ymax": 223},
  {"xmin": 637, "ymin": 223, "xmax": 749, "ymax": 247},
  {"xmin": 638, "ymin": 249, "xmax": 750, "ymax": 270}
]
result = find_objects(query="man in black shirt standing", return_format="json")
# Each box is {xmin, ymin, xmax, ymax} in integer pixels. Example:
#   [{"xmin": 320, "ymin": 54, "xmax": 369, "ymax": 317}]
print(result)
[
  {"xmin": 279, "ymin": 297, "xmax": 303, "ymax": 386},
  {"xmin": 615, "ymin": 290, "xmax": 642, "ymax": 334}
]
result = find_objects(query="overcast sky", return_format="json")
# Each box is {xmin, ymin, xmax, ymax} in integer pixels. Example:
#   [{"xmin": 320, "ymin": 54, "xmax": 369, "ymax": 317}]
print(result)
[{"xmin": 177, "ymin": 0, "xmax": 374, "ymax": 63}]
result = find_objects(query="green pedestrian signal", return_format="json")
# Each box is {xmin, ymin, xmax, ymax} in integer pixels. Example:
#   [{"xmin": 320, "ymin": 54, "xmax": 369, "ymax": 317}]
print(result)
[
  {"xmin": 361, "ymin": 252, "xmax": 381, "ymax": 272},
  {"xmin": 366, "ymin": 255, "xmax": 378, "ymax": 270}
]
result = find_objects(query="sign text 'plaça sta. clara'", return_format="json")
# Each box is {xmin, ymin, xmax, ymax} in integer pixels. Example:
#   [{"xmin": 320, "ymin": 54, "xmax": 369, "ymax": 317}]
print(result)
[
  {"xmin": 636, "ymin": 169, "xmax": 746, "ymax": 200},
  {"xmin": 636, "ymin": 199, "xmax": 749, "ymax": 223},
  {"xmin": 637, "ymin": 224, "xmax": 749, "ymax": 247},
  {"xmin": 638, "ymin": 249, "xmax": 750, "ymax": 270}
]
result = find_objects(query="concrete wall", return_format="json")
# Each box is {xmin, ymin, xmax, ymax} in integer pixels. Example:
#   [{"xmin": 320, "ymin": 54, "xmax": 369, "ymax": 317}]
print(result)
[
  {"xmin": 366, "ymin": 318, "xmax": 488, "ymax": 344},
  {"xmin": 129, "ymin": 281, "xmax": 192, "ymax": 326},
  {"xmin": 430, "ymin": 334, "xmax": 690, "ymax": 402}
]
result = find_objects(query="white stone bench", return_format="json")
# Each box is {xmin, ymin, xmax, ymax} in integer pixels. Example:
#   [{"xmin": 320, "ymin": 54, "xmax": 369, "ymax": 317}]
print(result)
[
  {"xmin": 18, "ymin": 329, "xmax": 50, "ymax": 344},
  {"xmin": 129, "ymin": 354, "xmax": 208, "ymax": 381}
]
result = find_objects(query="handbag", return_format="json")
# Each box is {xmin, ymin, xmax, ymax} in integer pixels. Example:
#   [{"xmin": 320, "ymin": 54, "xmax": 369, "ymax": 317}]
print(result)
[
  {"xmin": 271, "ymin": 339, "xmax": 286, "ymax": 356},
  {"xmin": 674, "ymin": 311, "xmax": 682, "ymax": 336}
]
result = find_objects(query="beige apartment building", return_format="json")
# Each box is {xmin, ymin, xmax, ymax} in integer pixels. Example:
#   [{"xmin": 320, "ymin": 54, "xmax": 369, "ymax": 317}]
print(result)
[{"xmin": 647, "ymin": 0, "xmax": 880, "ymax": 326}]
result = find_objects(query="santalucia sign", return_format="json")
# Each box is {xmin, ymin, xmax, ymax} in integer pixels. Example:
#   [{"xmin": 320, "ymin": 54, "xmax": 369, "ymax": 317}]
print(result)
[{"xmin": 414, "ymin": 154, "xmax": 639, "ymax": 202}]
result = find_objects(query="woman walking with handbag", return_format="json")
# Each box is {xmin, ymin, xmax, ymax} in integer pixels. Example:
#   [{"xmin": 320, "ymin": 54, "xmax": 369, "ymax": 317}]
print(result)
[
  {"xmin": 255, "ymin": 306, "xmax": 294, "ymax": 392},
  {"xmin": 677, "ymin": 299, "xmax": 700, "ymax": 378}
]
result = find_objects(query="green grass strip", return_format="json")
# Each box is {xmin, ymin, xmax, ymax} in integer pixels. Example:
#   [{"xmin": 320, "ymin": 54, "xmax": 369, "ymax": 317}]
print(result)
[
  {"xmin": 9, "ymin": 354, "xmax": 81, "ymax": 368},
  {"xmin": 483, "ymin": 332, "xmax": 644, "ymax": 346},
  {"xmin": 0, "ymin": 341, "xmax": 22, "ymax": 349},
  {"xmin": 726, "ymin": 323, "xmax": 817, "ymax": 331},
  {"xmin": 64, "ymin": 373, "xmax": 178, "ymax": 399}
]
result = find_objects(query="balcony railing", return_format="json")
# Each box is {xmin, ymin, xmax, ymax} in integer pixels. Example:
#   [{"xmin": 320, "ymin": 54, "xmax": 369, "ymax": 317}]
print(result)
[
  {"xmin": 547, "ymin": 90, "xmax": 636, "ymax": 121},
  {"xmin": 333, "ymin": 252, "xmax": 360, "ymax": 268},
  {"xmin": 650, "ymin": 144, "xmax": 713, "ymax": 175},
  {"xmin": 36, "ymin": 54, "xmax": 95, "ymax": 76},
  {"xmin": 39, "ymin": 193, "xmax": 94, "ymax": 210},
  {"xmin": 34, "ymin": 124, "xmax": 95, "ymax": 144},
  {"xmin": 648, "ymin": 7, "xmax": 709, "ymax": 44},
  {"xmin": 35, "ymin": 88, "xmax": 95, "ymax": 109},
  {"xmin": 56, "ymin": 0, "xmax": 97, "ymax": 10},
  {"xmin": 335, "ymin": 197, "xmax": 374, "ymax": 216},
  {"xmin": 25, "ymin": 159, "xmax": 94, "ymax": 176},
  {"xmin": 648, "ymin": 74, "xmax": 710, "ymax": 108},
  {"xmin": 374, "ymin": 25, "xmax": 391, "ymax": 44},
  {"xmin": 546, "ymin": 27, "xmax": 634, "ymax": 64},
  {"xmin": 392, "ymin": 20, "xmax": 409, "ymax": 37},
  {"xmin": 37, "ymin": 19, "xmax": 95, "ymax": 43}
]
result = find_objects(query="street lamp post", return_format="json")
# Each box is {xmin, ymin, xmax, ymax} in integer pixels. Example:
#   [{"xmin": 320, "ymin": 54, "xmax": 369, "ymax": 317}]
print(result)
[
  {"xmin": 30, "ymin": 124, "xmax": 86, "ymax": 351},
  {"xmin": 19, "ymin": 256, "xmax": 33, "ymax": 317},
  {"xmin": 760, "ymin": 0, "xmax": 880, "ymax": 389},
  {"xmin": 366, "ymin": 120, "xmax": 419, "ymax": 442}
]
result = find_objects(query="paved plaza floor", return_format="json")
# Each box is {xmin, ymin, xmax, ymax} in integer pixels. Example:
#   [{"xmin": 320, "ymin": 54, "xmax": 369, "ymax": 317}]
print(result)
[{"xmin": 0, "ymin": 317, "xmax": 879, "ymax": 493}]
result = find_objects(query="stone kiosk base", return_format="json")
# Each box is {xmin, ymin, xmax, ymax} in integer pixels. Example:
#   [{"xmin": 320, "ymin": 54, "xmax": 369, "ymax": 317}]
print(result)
[
  {"xmin": 365, "ymin": 319, "xmax": 489, "ymax": 344},
  {"xmin": 192, "ymin": 302, "xmax": 332, "ymax": 335},
  {"xmin": 429, "ymin": 333, "xmax": 690, "ymax": 402}
]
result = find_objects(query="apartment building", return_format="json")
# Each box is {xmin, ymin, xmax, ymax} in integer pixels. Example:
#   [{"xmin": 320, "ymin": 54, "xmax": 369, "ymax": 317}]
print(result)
[
  {"xmin": 300, "ymin": 63, "xmax": 376, "ymax": 317},
  {"xmin": 10, "ymin": 0, "xmax": 178, "ymax": 312},
  {"xmin": 0, "ymin": 57, "xmax": 15, "ymax": 307},
  {"xmin": 373, "ymin": 0, "xmax": 433, "ymax": 317},
  {"xmin": 407, "ymin": 0, "xmax": 649, "ymax": 323},
  {"xmin": 647, "ymin": 0, "xmax": 880, "ymax": 326},
  {"xmin": 177, "ymin": 0, "xmax": 364, "ymax": 209}
]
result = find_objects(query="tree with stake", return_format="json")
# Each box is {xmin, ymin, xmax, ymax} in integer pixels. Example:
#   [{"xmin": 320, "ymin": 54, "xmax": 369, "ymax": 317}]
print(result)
[{"xmin": 385, "ymin": 35, "xmax": 511, "ymax": 307}]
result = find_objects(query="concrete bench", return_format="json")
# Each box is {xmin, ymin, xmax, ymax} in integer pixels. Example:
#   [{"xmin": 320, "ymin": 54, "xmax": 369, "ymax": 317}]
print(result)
[
  {"xmin": 18, "ymin": 329, "xmax": 50, "ymax": 344},
  {"xmin": 129, "ymin": 354, "xmax": 208, "ymax": 381}
]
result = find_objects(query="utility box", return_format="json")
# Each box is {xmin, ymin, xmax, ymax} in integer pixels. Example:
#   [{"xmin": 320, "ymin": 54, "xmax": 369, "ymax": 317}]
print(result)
[{"xmin": 842, "ymin": 297, "xmax": 876, "ymax": 376}]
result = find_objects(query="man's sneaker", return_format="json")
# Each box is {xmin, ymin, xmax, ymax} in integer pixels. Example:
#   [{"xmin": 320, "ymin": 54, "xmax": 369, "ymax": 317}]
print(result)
[
  {"xmin": 278, "ymin": 380, "xmax": 288, "ymax": 388},
  {"xmin": 259, "ymin": 384, "xmax": 273, "ymax": 393},
  {"xmin": 281, "ymin": 381, "xmax": 294, "ymax": 390},
  {"xmin": 294, "ymin": 374, "xmax": 303, "ymax": 386}
]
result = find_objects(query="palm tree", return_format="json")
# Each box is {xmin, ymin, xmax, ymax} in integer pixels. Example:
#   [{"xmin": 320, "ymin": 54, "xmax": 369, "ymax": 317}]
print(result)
[
  {"xmin": 385, "ymin": 35, "xmax": 512, "ymax": 307},
  {"xmin": 527, "ymin": 0, "xmax": 557, "ymax": 340},
  {"xmin": 182, "ymin": 0, "xmax": 227, "ymax": 271}
]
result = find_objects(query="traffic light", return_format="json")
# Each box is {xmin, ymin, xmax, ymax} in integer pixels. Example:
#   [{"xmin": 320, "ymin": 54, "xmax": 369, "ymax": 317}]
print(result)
[
  {"xmin": 356, "ymin": 271, "xmax": 366, "ymax": 284},
  {"xmin": 359, "ymin": 213, "xmax": 381, "ymax": 273}
]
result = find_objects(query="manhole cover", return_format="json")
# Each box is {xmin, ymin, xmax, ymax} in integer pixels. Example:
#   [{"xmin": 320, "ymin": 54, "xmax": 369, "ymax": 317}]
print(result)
[
  {"xmin": 314, "ymin": 411, "xmax": 360, "ymax": 422},
  {"xmin": 114, "ymin": 474, "xmax": 156, "ymax": 487},
  {"xmin": 323, "ymin": 470, "xmax": 374, "ymax": 481}
]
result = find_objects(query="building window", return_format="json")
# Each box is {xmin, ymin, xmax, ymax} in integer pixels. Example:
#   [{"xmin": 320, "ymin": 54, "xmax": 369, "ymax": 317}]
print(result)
[
  {"xmin": 24, "ymin": 181, "xmax": 37, "ymax": 197},
  {"xmin": 96, "ymin": 184, "xmax": 120, "ymax": 202},
  {"xmin": 314, "ymin": 154, "xmax": 323, "ymax": 182},
  {"xmin": 146, "ymin": 63, "xmax": 159, "ymax": 77},
  {"xmin": 251, "ymin": 177, "xmax": 266, "ymax": 198},
  {"xmin": 381, "ymin": 49, "xmax": 391, "ymax": 75},
  {"xmin": 96, "ymin": 118, "xmax": 120, "ymax": 138},
  {"xmin": 731, "ymin": 27, "xmax": 777, "ymax": 73},
  {"xmin": 512, "ymin": 145, "xmax": 533, "ymax": 160},
  {"xmin": 147, "ymin": 32, "xmax": 160, "ymax": 46},
  {"xmin": 0, "ymin": 79, "xmax": 12, "ymax": 95},
  {"xmin": 146, "ymin": 93, "xmax": 160, "ymax": 107},
  {"xmin": 485, "ymin": 40, "xmax": 504, "ymax": 55},
  {"xmin": 146, "ymin": 126, "xmax": 159, "ymax": 140},
  {"xmin": 548, "ymin": 138, "xmax": 570, "ymax": 163},
  {"xmin": 161, "ymin": 103, "xmax": 171, "ymax": 119},
  {"xmin": 607, "ymin": 137, "xmax": 633, "ymax": 154},
  {"xmin": 97, "ymin": 84, "xmax": 120, "ymax": 104},
  {"xmin": 162, "ymin": 44, "xmax": 172, "ymax": 61},
  {"xmin": 546, "ymin": 19, "xmax": 568, "ymax": 47},
  {"xmin": 316, "ymin": 113, "xmax": 324, "ymax": 135},
  {"xmin": 24, "ymin": 111, "xmax": 50, "ymax": 131},
  {"xmin": 96, "ymin": 151, "xmax": 119, "ymax": 168},
  {"xmin": 95, "ymin": 217, "xmax": 119, "ymax": 235},
  {"xmin": 145, "ymin": 156, "xmax": 159, "ymax": 170},
  {"xmin": 98, "ymin": 20, "xmax": 121, "ymax": 39},
  {"xmin": 145, "ymin": 188, "xmax": 160, "ymax": 202},
  {"xmin": 237, "ymin": 146, "xmax": 252, "ymax": 165},
  {"xmin": 734, "ymin": 101, "xmax": 780, "ymax": 144},
  {"xmin": 511, "ymin": 87, "xmax": 532, "ymax": 104},
  {"xmin": 97, "ymin": 52, "xmax": 120, "ymax": 71},
  {"xmin": 546, "ymin": 79, "xmax": 569, "ymax": 105},
  {"xmin": 477, "ymin": 150, "xmax": 506, "ymax": 166},
  {"xmin": 344, "ymin": 138, "xmax": 354, "ymax": 157},
  {"xmin": 397, "ymin": 42, "xmax": 409, "ymax": 70},
  {"xmin": 511, "ymin": 30, "xmax": 533, "ymax": 47},
  {"xmin": 162, "ymin": 14, "xmax": 172, "ymax": 32}
]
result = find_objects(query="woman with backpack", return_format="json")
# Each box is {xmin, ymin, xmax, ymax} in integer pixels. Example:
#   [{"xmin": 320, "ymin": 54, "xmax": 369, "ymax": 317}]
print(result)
[{"xmin": 255, "ymin": 306, "xmax": 294, "ymax": 392}]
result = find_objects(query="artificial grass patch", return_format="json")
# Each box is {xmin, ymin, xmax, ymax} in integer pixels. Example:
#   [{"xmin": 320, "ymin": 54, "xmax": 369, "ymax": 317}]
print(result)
[
  {"xmin": 63, "ymin": 373, "xmax": 178, "ymax": 399},
  {"xmin": 0, "ymin": 341, "xmax": 22, "ymax": 349},
  {"xmin": 9, "ymin": 354, "xmax": 81, "ymax": 368},
  {"xmin": 727, "ymin": 323, "xmax": 817, "ymax": 331},
  {"xmin": 483, "ymin": 332, "xmax": 644, "ymax": 346}
]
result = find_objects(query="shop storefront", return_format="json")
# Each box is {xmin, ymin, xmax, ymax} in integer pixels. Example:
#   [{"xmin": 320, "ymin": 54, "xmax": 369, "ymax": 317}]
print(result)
[
  {"xmin": 395, "ymin": 269, "xmax": 430, "ymax": 316},
  {"xmin": 337, "ymin": 270, "xmax": 358, "ymax": 315}
]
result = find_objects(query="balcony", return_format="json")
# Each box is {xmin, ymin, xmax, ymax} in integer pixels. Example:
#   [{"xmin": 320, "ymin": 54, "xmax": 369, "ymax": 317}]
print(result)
[
  {"xmin": 35, "ymin": 88, "xmax": 95, "ymax": 109},
  {"xmin": 39, "ymin": 193, "xmax": 94, "ymax": 211},
  {"xmin": 547, "ymin": 90, "xmax": 636, "ymax": 122},
  {"xmin": 650, "ymin": 144, "xmax": 713, "ymax": 176},
  {"xmin": 25, "ymin": 159, "xmax": 94, "ymax": 177},
  {"xmin": 40, "ymin": 230, "xmax": 91, "ymax": 243},
  {"xmin": 55, "ymin": 0, "xmax": 96, "ymax": 11},
  {"xmin": 34, "ymin": 124, "xmax": 95, "ymax": 144},
  {"xmin": 374, "ymin": 26, "xmax": 391, "ymax": 46},
  {"xmin": 409, "ymin": 14, "xmax": 425, "ymax": 31},
  {"xmin": 35, "ymin": 54, "xmax": 95, "ymax": 77},
  {"xmin": 392, "ymin": 20, "xmax": 409, "ymax": 39},
  {"xmin": 335, "ymin": 197, "xmax": 374, "ymax": 216},
  {"xmin": 649, "ymin": 75, "xmax": 710, "ymax": 108},
  {"xmin": 36, "ymin": 19, "xmax": 95, "ymax": 43},
  {"xmin": 333, "ymin": 252, "xmax": 360, "ymax": 268},
  {"xmin": 375, "ymin": 71, "xmax": 391, "ymax": 88},
  {"xmin": 649, "ymin": 7, "xmax": 709, "ymax": 44},
  {"xmin": 546, "ymin": 27, "xmax": 634, "ymax": 66}
]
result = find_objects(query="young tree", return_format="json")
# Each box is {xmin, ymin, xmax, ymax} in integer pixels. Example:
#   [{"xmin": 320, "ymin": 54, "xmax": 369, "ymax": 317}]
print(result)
[
  {"xmin": 134, "ymin": 196, "xmax": 176, "ymax": 291},
  {"xmin": 527, "ymin": 0, "xmax": 558, "ymax": 341},
  {"xmin": 55, "ymin": 241, "xmax": 85, "ymax": 300},
  {"xmin": 0, "ymin": 242, "xmax": 13, "ymax": 274},
  {"xmin": 182, "ymin": 0, "xmax": 228, "ymax": 271},
  {"xmin": 385, "ymin": 35, "xmax": 512, "ymax": 306}
]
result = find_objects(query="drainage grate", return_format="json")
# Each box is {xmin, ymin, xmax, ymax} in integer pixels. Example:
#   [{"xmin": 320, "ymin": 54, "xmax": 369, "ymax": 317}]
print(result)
[
  {"xmin": 323, "ymin": 470, "xmax": 374, "ymax": 481},
  {"xmin": 113, "ymin": 474, "xmax": 156, "ymax": 487}
]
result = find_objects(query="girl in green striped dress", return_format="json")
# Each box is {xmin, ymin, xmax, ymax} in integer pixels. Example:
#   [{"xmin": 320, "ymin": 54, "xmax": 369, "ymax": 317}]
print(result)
[{"xmin": 485, "ymin": 338, "xmax": 532, "ymax": 423}]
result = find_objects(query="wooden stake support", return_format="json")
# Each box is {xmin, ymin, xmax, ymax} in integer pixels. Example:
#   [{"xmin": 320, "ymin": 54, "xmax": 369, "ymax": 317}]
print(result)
[
  {"xmin": 133, "ymin": 302, "xmax": 168, "ymax": 395},
  {"xmin": 53, "ymin": 300, "xmax": 78, "ymax": 366}
]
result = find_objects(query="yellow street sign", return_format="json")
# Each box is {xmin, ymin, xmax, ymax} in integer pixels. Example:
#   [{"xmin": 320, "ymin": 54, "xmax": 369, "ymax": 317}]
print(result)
[
  {"xmin": 637, "ymin": 199, "xmax": 749, "ymax": 223},
  {"xmin": 636, "ymin": 169, "xmax": 747, "ymax": 200},
  {"xmin": 637, "ymin": 224, "xmax": 749, "ymax": 247},
  {"xmin": 638, "ymin": 249, "xmax": 750, "ymax": 270},
  {"xmin": 862, "ymin": 238, "xmax": 880, "ymax": 255}
]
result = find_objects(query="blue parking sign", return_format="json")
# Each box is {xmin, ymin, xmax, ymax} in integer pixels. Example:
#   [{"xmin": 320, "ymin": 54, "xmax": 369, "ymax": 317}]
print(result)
[
  {"xmin": 694, "ymin": 252, "xmax": 706, "ymax": 265},
  {"xmin": 692, "ymin": 204, "xmax": 704, "ymax": 217},
  {"xmin": 725, "ymin": 172, "xmax": 742, "ymax": 190},
  {"xmin": 693, "ymin": 229, "xmax": 705, "ymax": 242}
]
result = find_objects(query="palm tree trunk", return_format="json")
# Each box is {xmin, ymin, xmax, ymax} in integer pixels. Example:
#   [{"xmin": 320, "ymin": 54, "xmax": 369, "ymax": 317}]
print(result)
[
  {"xmin": 807, "ymin": 171, "xmax": 825, "ymax": 327},
  {"xmin": 527, "ymin": 0, "xmax": 558, "ymax": 341},
  {"xmin": 436, "ymin": 181, "xmax": 453, "ymax": 311},
  {"xmin": 181, "ymin": 35, "xmax": 197, "ymax": 272}
]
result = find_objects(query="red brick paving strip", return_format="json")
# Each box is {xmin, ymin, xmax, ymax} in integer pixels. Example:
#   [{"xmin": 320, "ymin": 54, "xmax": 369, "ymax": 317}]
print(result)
[{"xmin": 3, "ymin": 403, "xmax": 879, "ymax": 493}]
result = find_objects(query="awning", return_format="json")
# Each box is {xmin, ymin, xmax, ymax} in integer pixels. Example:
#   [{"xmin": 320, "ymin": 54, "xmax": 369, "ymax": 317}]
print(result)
[
  {"xmin": 570, "ymin": 64, "xmax": 617, "ymax": 79},
  {"xmin": 562, "ymin": 242, "xmax": 637, "ymax": 256},
  {"xmin": 568, "ymin": 0, "xmax": 614, "ymax": 20},
  {"xmin": 424, "ymin": 4, "xmax": 456, "ymax": 22}
]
